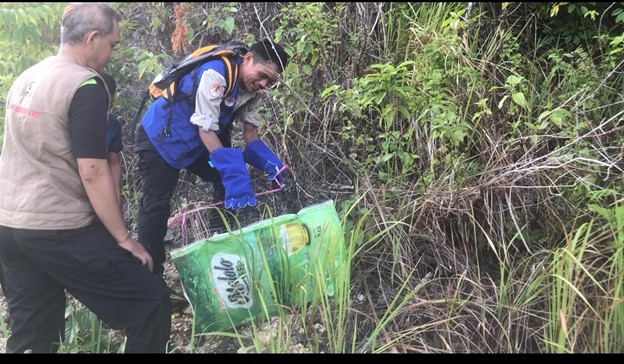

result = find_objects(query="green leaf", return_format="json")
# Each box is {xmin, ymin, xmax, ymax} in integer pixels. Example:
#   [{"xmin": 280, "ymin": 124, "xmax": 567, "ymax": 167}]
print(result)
[
  {"xmin": 573, "ymin": 35, "xmax": 580, "ymax": 45},
  {"xmin": 303, "ymin": 64, "xmax": 312, "ymax": 75},
  {"xmin": 377, "ymin": 153, "xmax": 394, "ymax": 164},
  {"xmin": 538, "ymin": 110, "xmax": 551, "ymax": 123},
  {"xmin": 320, "ymin": 85, "xmax": 340, "ymax": 98},
  {"xmin": 378, "ymin": 171, "xmax": 391, "ymax": 183},
  {"xmin": 359, "ymin": 95, "xmax": 374, "ymax": 107},
  {"xmin": 219, "ymin": 16, "xmax": 235, "ymax": 35},
  {"xmin": 610, "ymin": 35, "xmax": 624, "ymax": 46},
  {"xmin": 397, "ymin": 60, "xmax": 416, "ymax": 68},
  {"xmin": 186, "ymin": 27, "xmax": 195, "ymax": 42},
  {"xmin": 296, "ymin": 40, "xmax": 305, "ymax": 54},
  {"xmin": 393, "ymin": 86, "xmax": 407, "ymax": 97},
  {"xmin": 303, "ymin": 42, "xmax": 312, "ymax": 55},
  {"xmin": 506, "ymin": 75, "xmax": 523, "ymax": 86},
  {"xmin": 398, "ymin": 105, "xmax": 410, "ymax": 119},
  {"xmin": 550, "ymin": 108, "xmax": 571, "ymax": 127},
  {"xmin": 370, "ymin": 63, "xmax": 389, "ymax": 70},
  {"xmin": 589, "ymin": 204, "xmax": 614, "ymax": 222},
  {"xmin": 512, "ymin": 92, "xmax": 527, "ymax": 109},
  {"xmin": 137, "ymin": 60, "xmax": 148, "ymax": 80},
  {"xmin": 452, "ymin": 129, "xmax": 467, "ymax": 145},
  {"xmin": 310, "ymin": 51, "xmax": 319, "ymax": 65},
  {"xmin": 374, "ymin": 91, "xmax": 386, "ymax": 105}
]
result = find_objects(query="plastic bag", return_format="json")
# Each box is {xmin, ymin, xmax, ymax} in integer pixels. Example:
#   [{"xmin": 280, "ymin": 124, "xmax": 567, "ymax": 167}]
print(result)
[{"xmin": 170, "ymin": 200, "xmax": 346, "ymax": 333}]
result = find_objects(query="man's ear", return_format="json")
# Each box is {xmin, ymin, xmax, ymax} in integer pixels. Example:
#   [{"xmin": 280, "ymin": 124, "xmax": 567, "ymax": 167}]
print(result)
[
  {"xmin": 85, "ymin": 30, "xmax": 99, "ymax": 47},
  {"xmin": 244, "ymin": 51, "xmax": 254, "ymax": 64}
]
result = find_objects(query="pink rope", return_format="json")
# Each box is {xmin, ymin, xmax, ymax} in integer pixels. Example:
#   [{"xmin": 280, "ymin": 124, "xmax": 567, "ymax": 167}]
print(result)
[{"xmin": 170, "ymin": 164, "xmax": 289, "ymax": 244}]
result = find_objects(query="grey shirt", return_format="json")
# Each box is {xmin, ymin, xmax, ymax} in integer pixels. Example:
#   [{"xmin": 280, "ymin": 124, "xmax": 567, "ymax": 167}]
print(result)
[{"xmin": 189, "ymin": 69, "xmax": 262, "ymax": 132}]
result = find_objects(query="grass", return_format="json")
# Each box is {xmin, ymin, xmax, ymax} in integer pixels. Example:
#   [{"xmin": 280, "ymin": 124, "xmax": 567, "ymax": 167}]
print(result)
[
  {"xmin": 36, "ymin": 194, "xmax": 620, "ymax": 353},
  {"xmin": 2, "ymin": 1, "xmax": 624, "ymax": 353},
  {"xmin": 0, "ymin": 308, "xmax": 8, "ymax": 346},
  {"xmin": 542, "ymin": 197, "xmax": 624, "ymax": 352}
]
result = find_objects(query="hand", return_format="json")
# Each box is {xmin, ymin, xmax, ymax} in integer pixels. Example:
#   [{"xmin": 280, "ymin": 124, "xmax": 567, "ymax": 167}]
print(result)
[
  {"xmin": 209, "ymin": 147, "xmax": 257, "ymax": 210},
  {"xmin": 243, "ymin": 140, "xmax": 284, "ymax": 186},
  {"xmin": 118, "ymin": 236, "xmax": 154, "ymax": 272}
]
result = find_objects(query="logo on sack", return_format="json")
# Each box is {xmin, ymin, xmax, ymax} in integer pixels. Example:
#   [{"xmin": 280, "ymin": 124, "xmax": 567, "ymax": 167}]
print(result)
[{"xmin": 211, "ymin": 253, "xmax": 253, "ymax": 309}]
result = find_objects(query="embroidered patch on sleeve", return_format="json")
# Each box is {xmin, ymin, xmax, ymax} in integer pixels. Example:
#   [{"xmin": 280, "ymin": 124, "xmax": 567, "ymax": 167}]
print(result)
[{"xmin": 209, "ymin": 82, "xmax": 225, "ymax": 98}]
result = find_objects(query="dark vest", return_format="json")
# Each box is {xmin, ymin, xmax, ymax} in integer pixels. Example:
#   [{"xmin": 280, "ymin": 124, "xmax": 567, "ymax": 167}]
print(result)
[{"xmin": 141, "ymin": 57, "xmax": 242, "ymax": 169}]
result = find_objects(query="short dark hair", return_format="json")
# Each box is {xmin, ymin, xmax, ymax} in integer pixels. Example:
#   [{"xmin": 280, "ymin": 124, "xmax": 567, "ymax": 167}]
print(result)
[
  {"xmin": 249, "ymin": 38, "xmax": 289, "ymax": 74},
  {"xmin": 101, "ymin": 72, "xmax": 116, "ymax": 95}
]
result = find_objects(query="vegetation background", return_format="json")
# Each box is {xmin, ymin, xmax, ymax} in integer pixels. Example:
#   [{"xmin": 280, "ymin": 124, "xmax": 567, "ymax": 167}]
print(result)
[{"xmin": 0, "ymin": 2, "xmax": 623, "ymax": 353}]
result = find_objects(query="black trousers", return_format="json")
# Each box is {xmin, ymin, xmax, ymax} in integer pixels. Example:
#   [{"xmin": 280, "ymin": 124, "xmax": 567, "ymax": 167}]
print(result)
[
  {"xmin": 0, "ymin": 222, "xmax": 172, "ymax": 353},
  {"xmin": 135, "ymin": 124, "xmax": 233, "ymax": 275}
]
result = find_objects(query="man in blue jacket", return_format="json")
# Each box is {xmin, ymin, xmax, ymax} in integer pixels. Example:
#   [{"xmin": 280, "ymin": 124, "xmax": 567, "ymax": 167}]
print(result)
[{"xmin": 135, "ymin": 38, "xmax": 289, "ymax": 275}]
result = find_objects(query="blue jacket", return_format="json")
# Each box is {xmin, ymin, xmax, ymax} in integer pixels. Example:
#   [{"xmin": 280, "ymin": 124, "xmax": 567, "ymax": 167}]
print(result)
[
  {"xmin": 107, "ymin": 113, "xmax": 123, "ymax": 153},
  {"xmin": 141, "ymin": 57, "xmax": 242, "ymax": 169}
]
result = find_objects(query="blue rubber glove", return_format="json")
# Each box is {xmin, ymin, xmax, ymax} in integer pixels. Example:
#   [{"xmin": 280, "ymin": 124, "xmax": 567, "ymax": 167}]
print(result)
[
  {"xmin": 209, "ymin": 147, "xmax": 257, "ymax": 210},
  {"xmin": 243, "ymin": 140, "xmax": 284, "ymax": 186}
]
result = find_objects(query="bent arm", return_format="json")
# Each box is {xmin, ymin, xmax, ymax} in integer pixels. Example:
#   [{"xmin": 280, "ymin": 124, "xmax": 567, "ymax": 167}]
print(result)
[
  {"xmin": 191, "ymin": 69, "xmax": 227, "ymax": 134},
  {"xmin": 78, "ymin": 158, "xmax": 129, "ymax": 242},
  {"xmin": 193, "ymin": 69, "xmax": 230, "ymax": 153},
  {"xmin": 71, "ymin": 79, "xmax": 152, "ymax": 270},
  {"xmin": 243, "ymin": 122, "xmax": 259, "ymax": 144},
  {"xmin": 78, "ymin": 158, "xmax": 152, "ymax": 271},
  {"xmin": 239, "ymin": 92, "xmax": 262, "ymax": 145},
  {"xmin": 199, "ymin": 129, "xmax": 224, "ymax": 153}
]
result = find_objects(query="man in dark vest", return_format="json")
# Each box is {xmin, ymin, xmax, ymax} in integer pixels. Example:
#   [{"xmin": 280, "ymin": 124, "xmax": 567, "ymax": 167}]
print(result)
[{"xmin": 0, "ymin": 3, "xmax": 171, "ymax": 353}]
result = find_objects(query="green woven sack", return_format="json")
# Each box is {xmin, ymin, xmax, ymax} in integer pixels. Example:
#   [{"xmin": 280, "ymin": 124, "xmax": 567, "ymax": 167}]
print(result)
[{"xmin": 169, "ymin": 200, "xmax": 346, "ymax": 333}]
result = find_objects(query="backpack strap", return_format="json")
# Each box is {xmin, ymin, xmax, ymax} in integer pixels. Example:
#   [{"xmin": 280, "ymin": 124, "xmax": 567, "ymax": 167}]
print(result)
[
  {"xmin": 187, "ymin": 53, "xmax": 238, "ymax": 99},
  {"xmin": 220, "ymin": 54, "xmax": 239, "ymax": 97},
  {"xmin": 132, "ymin": 89, "xmax": 150, "ymax": 130},
  {"xmin": 209, "ymin": 45, "xmax": 246, "ymax": 97},
  {"xmin": 161, "ymin": 51, "xmax": 241, "ymax": 138}
]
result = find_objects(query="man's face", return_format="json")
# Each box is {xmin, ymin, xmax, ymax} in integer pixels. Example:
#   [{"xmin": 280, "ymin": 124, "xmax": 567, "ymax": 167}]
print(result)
[
  {"xmin": 89, "ymin": 21, "xmax": 120, "ymax": 73},
  {"xmin": 240, "ymin": 52, "xmax": 280, "ymax": 92}
]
